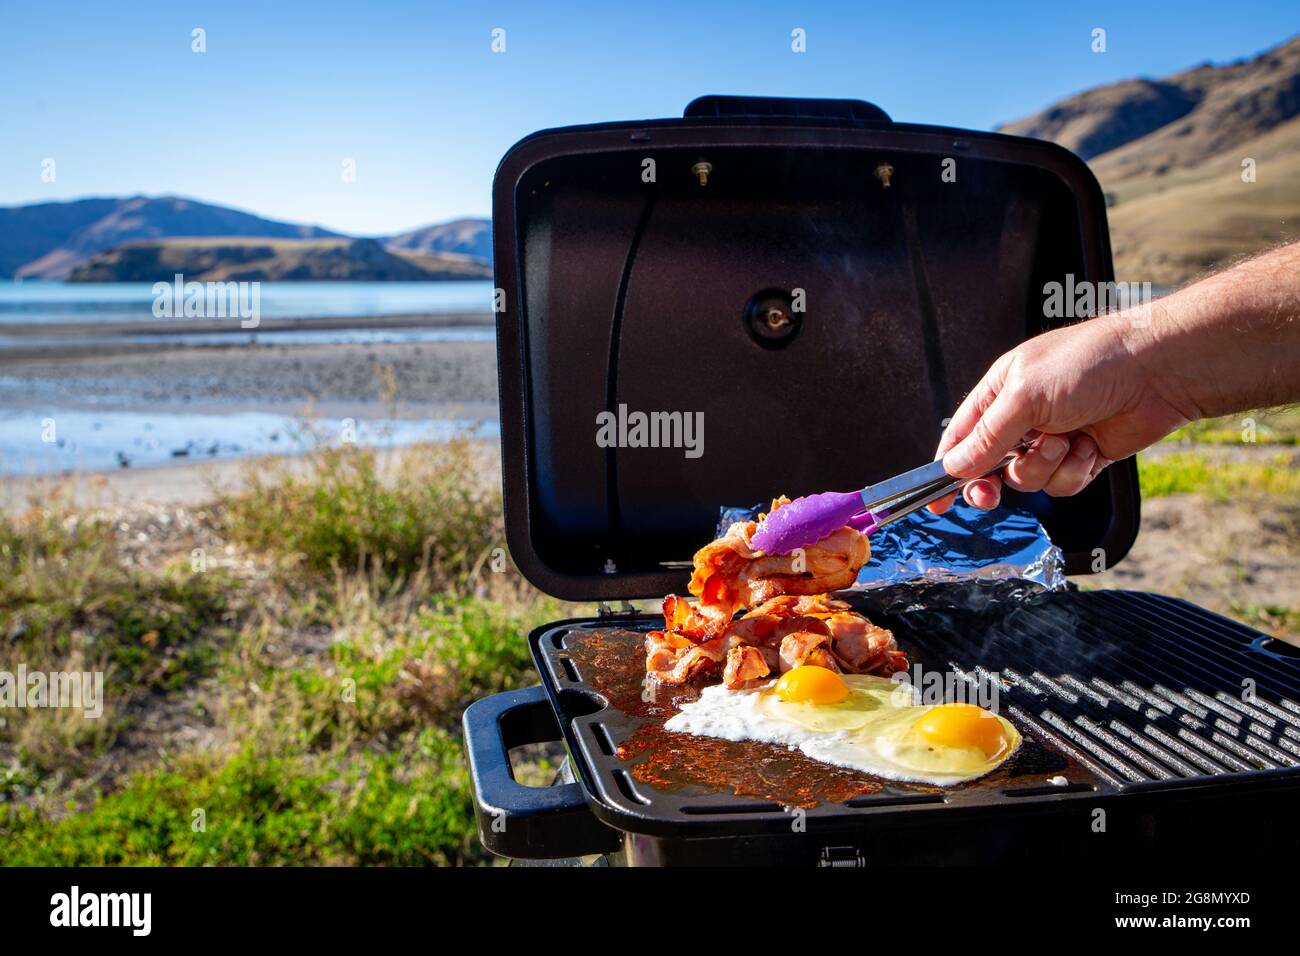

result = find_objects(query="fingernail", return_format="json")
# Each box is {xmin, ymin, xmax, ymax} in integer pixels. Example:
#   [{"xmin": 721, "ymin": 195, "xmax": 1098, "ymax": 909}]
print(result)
[{"xmin": 1041, "ymin": 436, "xmax": 1069, "ymax": 462}]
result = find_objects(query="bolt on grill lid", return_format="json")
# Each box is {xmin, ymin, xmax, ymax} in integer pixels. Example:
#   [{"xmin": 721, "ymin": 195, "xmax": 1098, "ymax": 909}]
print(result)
[{"xmin": 492, "ymin": 96, "xmax": 1140, "ymax": 601}]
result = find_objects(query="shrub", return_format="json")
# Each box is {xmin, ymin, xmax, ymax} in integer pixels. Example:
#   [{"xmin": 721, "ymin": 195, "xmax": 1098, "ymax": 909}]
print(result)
[{"xmin": 220, "ymin": 439, "xmax": 503, "ymax": 592}]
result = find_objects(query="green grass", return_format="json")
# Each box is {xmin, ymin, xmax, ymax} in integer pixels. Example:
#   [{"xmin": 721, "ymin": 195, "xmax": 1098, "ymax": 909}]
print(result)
[
  {"xmin": 1, "ymin": 499, "xmax": 242, "ymax": 781},
  {"xmin": 225, "ymin": 595, "xmax": 551, "ymax": 754},
  {"xmin": 0, "ymin": 506, "xmax": 235, "ymax": 689},
  {"xmin": 1138, "ymin": 452, "xmax": 1300, "ymax": 500},
  {"xmin": 0, "ymin": 438, "xmax": 561, "ymax": 866},
  {"xmin": 1229, "ymin": 604, "xmax": 1300, "ymax": 639},
  {"xmin": 0, "ymin": 729, "xmax": 477, "ymax": 866},
  {"xmin": 1161, "ymin": 408, "xmax": 1300, "ymax": 447},
  {"xmin": 1, "ymin": 589, "xmax": 549, "ymax": 864}
]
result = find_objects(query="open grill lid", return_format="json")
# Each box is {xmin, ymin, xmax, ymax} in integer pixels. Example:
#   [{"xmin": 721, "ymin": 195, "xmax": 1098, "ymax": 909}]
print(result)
[{"xmin": 493, "ymin": 95, "xmax": 1139, "ymax": 602}]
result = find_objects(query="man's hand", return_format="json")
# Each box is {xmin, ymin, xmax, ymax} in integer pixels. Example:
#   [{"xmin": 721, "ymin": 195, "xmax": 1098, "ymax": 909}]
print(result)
[
  {"xmin": 931, "ymin": 241, "xmax": 1300, "ymax": 513},
  {"xmin": 930, "ymin": 310, "xmax": 1190, "ymax": 511}
]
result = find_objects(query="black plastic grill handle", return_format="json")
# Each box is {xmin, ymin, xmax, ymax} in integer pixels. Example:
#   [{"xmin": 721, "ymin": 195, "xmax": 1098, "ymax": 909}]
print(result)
[
  {"xmin": 684, "ymin": 94, "xmax": 891, "ymax": 124},
  {"xmin": 462, "ymin": 685, "xmax": 621, "ymax": 860}
]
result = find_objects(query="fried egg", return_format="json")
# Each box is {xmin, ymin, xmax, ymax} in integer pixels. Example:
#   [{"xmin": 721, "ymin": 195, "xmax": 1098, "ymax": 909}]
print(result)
[{"xmin": 664, "ymin": 665, "xmax": 1021, "ymax": 786}]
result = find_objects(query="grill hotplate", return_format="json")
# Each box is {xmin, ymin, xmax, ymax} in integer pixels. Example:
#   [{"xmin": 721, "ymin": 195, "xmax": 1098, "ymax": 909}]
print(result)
[{"xmin": 526, "ymin": 585, "xmax": 1300, "ymax": 862}]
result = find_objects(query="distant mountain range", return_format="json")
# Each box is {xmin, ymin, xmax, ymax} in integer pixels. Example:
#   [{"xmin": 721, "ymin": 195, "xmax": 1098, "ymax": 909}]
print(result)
[
  {"xmin": 67, "ymin": 237, "xmax": 490, "ymax": 282},
  {"xmin": 7, "ymin": 37, "xmax": 1297, "ymax": 287},
  {"xmin": 0, "ymin": 195, "xmax": 492, "ymax": 281},
  {"xmin": 1001, "ymin": 34, "xmax": 1300, "ymax": 284}
]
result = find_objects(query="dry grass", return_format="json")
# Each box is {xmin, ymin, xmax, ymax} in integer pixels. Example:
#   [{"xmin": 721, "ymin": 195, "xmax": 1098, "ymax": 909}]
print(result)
[{"xmin": 0, "ymin": 438, "xmax": 571, "ymax": 865}]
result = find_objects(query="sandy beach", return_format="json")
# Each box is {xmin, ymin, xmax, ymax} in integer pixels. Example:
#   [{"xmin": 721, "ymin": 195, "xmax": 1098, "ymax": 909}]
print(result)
[{"xmin": 0, "ymin": 312, "xmax": 497, "ymax": 407}]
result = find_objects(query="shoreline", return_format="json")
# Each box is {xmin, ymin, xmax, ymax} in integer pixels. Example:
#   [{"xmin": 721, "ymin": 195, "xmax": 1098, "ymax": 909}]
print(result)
[
  {"xmin": 0, "ymin": 310, "xmax": 493, "ymax": 339},
  {"xmin": 0, "ymin": 337, "xmax": 500, "ymax": 408},
  {"xmin": 0, "ymin": 437, "xmax": 504, "ymax": 513},
  {"xmin": 0, "ymin": 311, "xmax": 495, "ymax": 362}
]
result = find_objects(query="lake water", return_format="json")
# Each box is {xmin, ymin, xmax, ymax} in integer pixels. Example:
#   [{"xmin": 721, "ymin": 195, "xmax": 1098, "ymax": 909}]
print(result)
[
  {"xmin": 0, "ymin": 408, "xmax": 499, "ymax": 475},
  {"xmin": 0, "ymin": 280, "xmax": 497, "ymax": 324}
]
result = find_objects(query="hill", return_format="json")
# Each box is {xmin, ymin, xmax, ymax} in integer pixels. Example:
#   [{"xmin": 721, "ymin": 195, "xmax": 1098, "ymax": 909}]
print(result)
[
  {"xmin": 384, "ymin": 218, "xmax": 492, "ymax": 263},
  {"xmin": 1000, "ymin": 35, "xmax": 1300, "ymax": 284},
  {"xmin": 1, "ymin": 196, "xmax": 339, "ymax": 280},
  {"xmin": 66, "ymin": 237, "xmax": 491, "ymax": 282}
]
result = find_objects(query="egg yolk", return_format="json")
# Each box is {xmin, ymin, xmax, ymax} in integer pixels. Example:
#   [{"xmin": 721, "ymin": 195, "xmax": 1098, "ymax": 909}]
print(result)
[
  {"xmin": 774, "ymin": 666, "xmax": 850, "ymax": 704},
  {"xmin": 916, "ymin": 703, "xmax": 1008, "ymax": 757}
]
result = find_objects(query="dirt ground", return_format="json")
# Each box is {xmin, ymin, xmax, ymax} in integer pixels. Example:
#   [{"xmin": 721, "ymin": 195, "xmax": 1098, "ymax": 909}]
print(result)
[
  {"xmin": 1081, "ymin": 494, "xmax": 1299, "ymax": 636},
  {"xmin": 1079, "ymin": 441, "xmax": 1300, "ymax": 643}
]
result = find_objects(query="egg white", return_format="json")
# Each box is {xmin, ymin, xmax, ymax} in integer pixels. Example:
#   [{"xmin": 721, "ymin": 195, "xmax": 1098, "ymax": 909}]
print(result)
[{"xmin": 664, "ymin": 674, "xmax": 1021, "ymax": 786}]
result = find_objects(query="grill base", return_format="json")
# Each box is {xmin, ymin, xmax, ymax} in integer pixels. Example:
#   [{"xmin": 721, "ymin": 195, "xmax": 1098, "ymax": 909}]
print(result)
[{"xmin": 467, "ymin": 586, "xmax": 1300, "ymax": 864}]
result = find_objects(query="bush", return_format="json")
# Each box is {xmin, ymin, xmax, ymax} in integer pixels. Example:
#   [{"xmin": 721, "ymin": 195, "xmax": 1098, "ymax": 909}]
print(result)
[{"xmin": 220, "ymin": 439, "xmax": 502, "ymax": 591}]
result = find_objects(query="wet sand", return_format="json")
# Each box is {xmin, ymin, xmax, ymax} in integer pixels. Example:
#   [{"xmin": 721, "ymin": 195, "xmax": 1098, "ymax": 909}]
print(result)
[
  {"xmin": 0, "ymin": 312, "xmax": 498, "ymax": 410},
  {"xmin": 0, "ymin": 340, "xmax": 498, "ymax": 411},
  {"xmin": 0, "ymin": 311, "xmax": 500, "ymax": 476}
]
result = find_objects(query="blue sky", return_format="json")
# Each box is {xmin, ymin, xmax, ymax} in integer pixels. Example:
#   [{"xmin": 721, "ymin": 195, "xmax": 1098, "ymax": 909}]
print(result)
[{"xmin": 2, "ymin": 0, "xmax": 1295, "ymax": 234}]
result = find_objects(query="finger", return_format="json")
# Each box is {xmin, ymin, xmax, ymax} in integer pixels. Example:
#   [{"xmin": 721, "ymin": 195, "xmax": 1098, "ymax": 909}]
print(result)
[
  {"xmin": 962, "ymin": 476, "xmax": 1001, "ymax": 510},
  {"xmin": 927, "ymin": 491, "xmax": 959, "ymax": 515},
  {"xmin": 1003, "ymin": 433, "xmax": 1071, "ymax": 492},
  {"xmin": 1075, "ymin": 456, "xmax": 1113, "ymax": 493},
  {"xmin": 935, "ymin": 355, "xmax": 1010, "ymax": 458},
  {"xmin": 936, "ymin": 390, "xmax": 988, "ymax": 459},
  {"xmin": 942, "ymin": 386, "xmax": 1037, "ymax": 478},
  {"xmin": 1043, "ymin": 434, "xmax": 1099, "ymax": 497}
]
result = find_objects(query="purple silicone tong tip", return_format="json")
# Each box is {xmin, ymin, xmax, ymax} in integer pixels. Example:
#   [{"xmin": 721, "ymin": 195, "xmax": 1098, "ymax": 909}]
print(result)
[
  {"xmin": 749, "ymin": 490, "xmax": 864, "ymax": 555},
  {"xmin": 751, "ymin": 451, "xmax": 1020, "ymax": 555}
]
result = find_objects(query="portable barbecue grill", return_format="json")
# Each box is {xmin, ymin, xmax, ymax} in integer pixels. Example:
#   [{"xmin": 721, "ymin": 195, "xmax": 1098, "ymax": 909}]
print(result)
[{"xmin": 463, "ymin": 95, "xmax": 1300, "ymax": 866}]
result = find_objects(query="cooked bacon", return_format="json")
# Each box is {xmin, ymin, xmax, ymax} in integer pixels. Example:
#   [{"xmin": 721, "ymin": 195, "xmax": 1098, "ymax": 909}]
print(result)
[
  {"xmin": 645, "ymin": 631, "xmax": 726, "ymax": 685},
  {"xmin": 742, "ymin": 593, "xmax": 852, "ymax": 621},
  {"xmin": 778, "ymin": 631, "xmax": 841, "ymax": 673},
  {"xmin": 723, "ymin": 645, "xmax": 773, "ymax": 688},
  {"xmin": 660, "ymin": 593, "xmax": 721, "ymax": 642},
  {"xmin": 824, "ymin": 612, "xmax": 908, "ymax": 677},
  {"xmin": 645, "ymin": 497, "xmax": 907, "ymax": 689},
  {"xmin": 723, "ymin": 612, "xmax": 829, "ymax": 648},
  {"xmin": 687, "ymin": 499, "xmax": 869, "ymax": 614}
]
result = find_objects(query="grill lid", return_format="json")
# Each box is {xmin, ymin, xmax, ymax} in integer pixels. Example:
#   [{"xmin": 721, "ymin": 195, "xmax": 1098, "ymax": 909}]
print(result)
[{"xmin": 492, "ymin": 96, "xmax": 1139, "ymax": 601}]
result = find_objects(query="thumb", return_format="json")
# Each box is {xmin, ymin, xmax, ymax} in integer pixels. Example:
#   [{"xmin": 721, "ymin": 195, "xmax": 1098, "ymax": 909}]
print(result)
[{"xmin": 942, "ymin": 387, "xmax": 1035, "ymax": 477}]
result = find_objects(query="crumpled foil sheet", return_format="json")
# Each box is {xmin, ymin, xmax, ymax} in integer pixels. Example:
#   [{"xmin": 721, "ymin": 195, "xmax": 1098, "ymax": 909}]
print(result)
[{"xmin": 718, "ymin": 499, "xmax": 1068, "ymax": 610}]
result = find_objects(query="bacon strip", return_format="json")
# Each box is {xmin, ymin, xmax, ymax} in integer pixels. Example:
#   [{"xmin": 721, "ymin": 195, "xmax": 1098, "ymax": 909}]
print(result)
[
  {"xmin": 646, "ymin": 498, "xmax": 908, "ymax": 692},
  {"xmin": 778, "ymin": 631, "xmax": 840, "ymax": 673},
  {"xmin": 687, "ymin": 499, "xmax": 869, "ymax": 619},
  {"xmin": 824, "ymin": 612, "xmax": 908, "ymax": 675},
  {"xmin": 722, "ymin": 645, "xmax": 773, "ymax": 689},
  {"xmin": 645, "ymin": 631, "xmax": 726, "ymax": 685}
]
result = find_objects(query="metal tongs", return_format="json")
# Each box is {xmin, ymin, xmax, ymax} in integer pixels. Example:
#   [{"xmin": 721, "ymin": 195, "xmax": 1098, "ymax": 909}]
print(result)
[
  {"xmin": 748, "ymin": 452, "xmax": 1020, "ymax": 555},
  {"xmin": 844, "ymin": 454, "xmax": 1017, "ymax": 536}
]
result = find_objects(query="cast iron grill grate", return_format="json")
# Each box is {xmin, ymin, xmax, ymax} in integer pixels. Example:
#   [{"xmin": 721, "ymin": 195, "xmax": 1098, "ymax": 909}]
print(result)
[{"xmin": 878, "ymin": 590, "xmax": 1300, "ymax": 789}]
